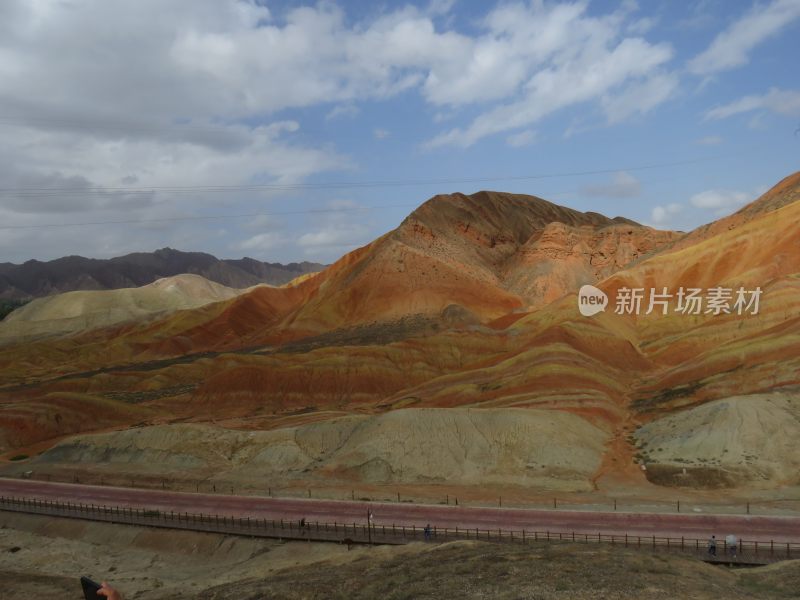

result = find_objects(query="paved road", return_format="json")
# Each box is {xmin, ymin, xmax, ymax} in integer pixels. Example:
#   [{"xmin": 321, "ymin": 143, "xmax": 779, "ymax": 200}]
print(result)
[{"xmin": 3, "ymin": 478, "xmax": 800, "ymax": 543}]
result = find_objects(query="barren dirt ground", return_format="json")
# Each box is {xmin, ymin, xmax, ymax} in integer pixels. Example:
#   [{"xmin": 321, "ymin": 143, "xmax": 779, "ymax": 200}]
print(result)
[{"xmin": 2, "ymin": 513, "xmax": 800, "ymax": 599}]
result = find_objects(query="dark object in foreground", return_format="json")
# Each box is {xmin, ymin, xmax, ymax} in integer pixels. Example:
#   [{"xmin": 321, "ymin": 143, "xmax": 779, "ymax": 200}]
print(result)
[
  {"xmin": 82, "ymin": 577, "xmax": 123, "ymax": 600},
  {"xmin": 81, "ymin": 576, "xmax": 102, "ymax": 600}
]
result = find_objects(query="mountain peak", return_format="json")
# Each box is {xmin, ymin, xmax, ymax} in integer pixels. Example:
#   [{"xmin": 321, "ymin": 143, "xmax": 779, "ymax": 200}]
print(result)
[
  {"xmin": 409, "ymin": 190, "xmax": 645, "ymax": 234},
  {"xmin": 280, "ymin": 189, "xmax": 682, "ymax": 333}
]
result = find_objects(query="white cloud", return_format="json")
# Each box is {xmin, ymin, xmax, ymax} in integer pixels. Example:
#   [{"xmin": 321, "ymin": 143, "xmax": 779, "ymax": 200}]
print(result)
[
  {"xmin": 373, "ymin": 128, "xmax": 391, "ymax": 140},
  {"xmin": 688, "ymin": 0, "xmax": 800, "ymax": 75},
  {"xmin": 650, "ymin": 203, "xmax": 682, "ymax": 226},
  {"xmin": 297, "ymin": 223, "xmax": 370, "ymax": 249},
  {"xmin": 236, "ymin": 232, "xmax": 287, "ymax": 252},
  {"xmin": 582, "ymin": 172, "xmax": 642, "ymax": 198},
  {"xmin": 0, "ymin": 120, "xmax": 349, "ymax": 210},
  {"xmin": 690, "ymin": 189, "xmax": 750, "ymax": 210},
  {"xmin": 295, "ymin": 199, "xmax": 373, "ymax": 255},
  {"xmin": 167, "ymin": 4, "xmax": 448, "ymax": 114},
  {"xmin": 705, "ymin": 88, "xmax": 800, "ymax": 120},
  {"xmin": 421, "ymin": 2, "xmax": 587, "ymax": 107},
  {"xmin": 0, "ymin": 168, "xmax": 156, "ymax": 214},
  {"xmin": 0, "ymin": 0, "xmax": 704, "ymax": 260},
  {"xmin": 659, "ymin": 187, "xmax": 762, "ymax": 225},
  {"xmin": 0, "ymin": 0, "xmax": 363, "ymax": 255},
  {"xmin": 426, "ymin": 4, "xmax": 676, "ymax": 148},
  {"xmin": 1, "ymin": 1, "xmax": 478, "ymax": 193},
  {"xmin": 602, "ymin": 72, "xmax": 679, "ymax": 124},
  {"xmin": 505, "ymin": 129, "xmax": 537, "ymax": 147},
  {"xmin": 0, "ymin": 0, "xmax": 681, "ymax": 179}
]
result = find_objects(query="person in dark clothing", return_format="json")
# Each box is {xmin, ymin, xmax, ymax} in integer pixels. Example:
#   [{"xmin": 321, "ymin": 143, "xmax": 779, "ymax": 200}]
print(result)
[{"xmin": 424, "ymin": 524, "xmax": 431, "ymax": 541}]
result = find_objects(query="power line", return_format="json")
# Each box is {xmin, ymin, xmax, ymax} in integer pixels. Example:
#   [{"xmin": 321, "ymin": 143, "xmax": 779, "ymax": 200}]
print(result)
[
  {"xmin": 0, "ymin": 155, "xmax": 724, "ymax": 198},
  {"xmin": 0, "ymin": 203, "xmax": 421, "ymax": 230},
  {"xmin": 0, "ymin": 174, "xmax": 676, "ymax": 230}
]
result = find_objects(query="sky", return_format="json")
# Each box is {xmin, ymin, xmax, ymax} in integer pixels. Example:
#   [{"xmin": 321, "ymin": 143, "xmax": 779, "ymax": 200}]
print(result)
[{"xmin": 0, "ymin": 0, "xmax": 798, "ymax": 265}]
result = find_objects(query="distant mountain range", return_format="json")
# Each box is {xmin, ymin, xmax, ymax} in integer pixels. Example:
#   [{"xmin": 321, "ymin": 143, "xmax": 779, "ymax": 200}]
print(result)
[{"xmin": 0, "ymin": 248, "xmax": 325, "ymax": 299}]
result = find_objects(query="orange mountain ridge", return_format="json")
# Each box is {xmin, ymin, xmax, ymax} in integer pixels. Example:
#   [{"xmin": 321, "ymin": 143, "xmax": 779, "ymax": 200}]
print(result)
[{"xmin": 1, "ymin": 173, "xmax": 799, "ymax": 494}]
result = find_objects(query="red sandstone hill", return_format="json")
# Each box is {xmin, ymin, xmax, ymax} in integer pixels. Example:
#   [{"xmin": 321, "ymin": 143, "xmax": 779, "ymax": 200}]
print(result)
[
  {"xmin": 2, "ymin": 174, "xmax": 799, "ymax": 495},
  {"xmin": 149, "ymin": 190, "xmax": 680, "ymax": 344},
  {"xmin": 290, "ymin": 191, "xmax": 678, "ymax": 326},
  {"xmin": 0, "ymin": 190, "xmax": 680, "ymax": 372}
]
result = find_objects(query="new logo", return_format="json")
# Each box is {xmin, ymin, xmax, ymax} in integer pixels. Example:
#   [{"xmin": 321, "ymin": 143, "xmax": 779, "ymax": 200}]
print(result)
[{"xmin": 578, "ymin": 284, "xmax": 608, "ymax": 317}]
